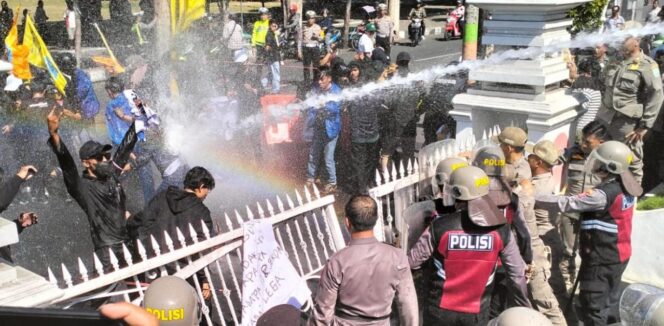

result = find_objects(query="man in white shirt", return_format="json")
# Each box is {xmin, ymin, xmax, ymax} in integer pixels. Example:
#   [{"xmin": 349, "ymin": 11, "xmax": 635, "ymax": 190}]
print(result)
[
  {"xmin": 356, "ymin": 22, "xmax": 376, "ymax": 61},
  {"xmin": 604, "ymin": 5, "xmax": 625, "ymax": 31}
]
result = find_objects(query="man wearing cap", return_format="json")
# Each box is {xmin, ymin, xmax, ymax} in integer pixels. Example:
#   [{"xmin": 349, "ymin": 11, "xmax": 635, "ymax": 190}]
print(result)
[
  {"xmin": 375, "ymin": 3, "xmax": 394, "ymax": 57},
  {"xmin": 527, "ymin": 140, "xmax": 568, "ymax": 307},
  {"xmin": 252, "ymin": 7, "xmax": 270, "ymax": 77},
  {"xmin": 357, "ymin": 23, "xmax": 376, "ymax": 61},
  {"xmin": 311, "ymin": 195, "xmax": 418, "ymax": 325},
  {"xmin": 409, "ymin": 166, "xmax": 530, "ymax": 324},
  {"xmin": 597, "ymin": 36, "xmax": 663, "ymax": 185},
  {"xmin": 47, "ymin": 106, "xmax": 138, "ymax": 272},
  {"xmin": 536, "ymin": 141, "xmax": 642, "ymax": 326},
  {"xmin": 284, "ymin": 3, "xmax": 301, "ymax": 52},
  {"xmin": 302, "ymin": 10, "xmax": 322, "ymax": 87},
  {"xmin": 494, "ymin": 127, "xmax": 566, "ymax": 325}
]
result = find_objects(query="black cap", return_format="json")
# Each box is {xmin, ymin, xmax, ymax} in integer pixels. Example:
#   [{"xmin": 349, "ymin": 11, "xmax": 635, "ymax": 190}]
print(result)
[
  {"xmin": 396, "ymin": 51, "xmax": 411, "ymax": 63},
  {"xmin": 79, "ymin": 140, "xmax": 113, "ymax": 160}
]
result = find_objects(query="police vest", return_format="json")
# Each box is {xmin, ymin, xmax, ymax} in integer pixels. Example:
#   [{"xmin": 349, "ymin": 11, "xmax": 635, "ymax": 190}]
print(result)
[
  {"xmin": 428, "ymin": 210, "xmax": 511, "ymax": 314},
  {"xmin": 580, "ymin": 180, "xmax": 634, "ymax": 265}
]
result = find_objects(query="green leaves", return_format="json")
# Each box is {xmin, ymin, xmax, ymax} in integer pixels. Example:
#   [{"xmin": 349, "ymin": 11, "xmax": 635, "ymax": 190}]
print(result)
[{"xmin": 568, "ymin": 0, "xmax": 610, "ymax": 35}]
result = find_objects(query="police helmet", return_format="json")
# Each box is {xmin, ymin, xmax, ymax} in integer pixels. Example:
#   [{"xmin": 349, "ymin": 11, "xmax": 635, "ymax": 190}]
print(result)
[
  {"xmin": 306, "ymin": 10, "xmax": 316, "ymax": 19},
  {"xmin": 488, "ymin": 307, "xmax": 552, "ymax": 326},
  {"xmin": 472, "ymin": 146, "xmax": 507, "ymax": 177},
  {"xmin": 377, "ymin": 3, "xmax": 388, "ymax": 11},
  {"xmin": 586, "ymin": 141, "xmax": 643, "ymax": 196},
  {"xmin": 57, "ymin": 52, "xmax": 77, "ymax": 72},
  {"xmin": 258, "ymin": 7, "xmax": 269, "ymax": 14},
  {"xmin": 433, "ymin": 157, "xmax": 468, "ymax": 187},
  {"xmin": 143, "ymin": 276, "xmax": 201, "ymax": 326},
  {"xmin": 104, "ymin": 77, "xmax": 124, "ymax": 94},
  {"xmin": 449, "ymin": 166, "xmax": 490, "ymax": 201}
]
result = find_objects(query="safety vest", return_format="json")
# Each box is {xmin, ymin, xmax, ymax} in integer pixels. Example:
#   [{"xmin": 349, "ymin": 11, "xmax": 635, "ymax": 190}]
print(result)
[
  {"xmin": 251, "ymin": 19, "xmax": 269, "ymax": 47},
  {"xmin": 580, "ymin": 180, "xmax": 634, "ymax": 265},
  {"xmin": 427, "ymin": 210, "xmax": 511, "ymax": 314}
]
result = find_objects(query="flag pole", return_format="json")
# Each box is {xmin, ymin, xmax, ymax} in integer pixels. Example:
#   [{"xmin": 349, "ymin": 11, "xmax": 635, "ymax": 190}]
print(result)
[{"xmin": 92, "ymin": 22, "xmax": 124, "ymax": 73}]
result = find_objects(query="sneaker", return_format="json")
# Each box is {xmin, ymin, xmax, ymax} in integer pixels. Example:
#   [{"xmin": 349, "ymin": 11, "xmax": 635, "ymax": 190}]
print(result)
[{"xmin": 324, "ymin": 183, "xmax": 337, "ymax": 193}]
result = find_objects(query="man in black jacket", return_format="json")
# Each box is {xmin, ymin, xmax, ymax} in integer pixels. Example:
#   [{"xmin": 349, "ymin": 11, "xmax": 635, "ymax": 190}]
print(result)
[
  {"xmin": 127, "ymin": 166, "xmax": 216, "ymax": 299},
  {"xmin": 47, "ymin": 108, "xmax": 138, "ymax": 273}
]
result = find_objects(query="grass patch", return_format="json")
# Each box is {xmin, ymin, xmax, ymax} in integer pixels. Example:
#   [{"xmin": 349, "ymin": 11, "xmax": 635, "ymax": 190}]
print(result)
[{"xmin": 637, "ymin": 195, "xmax": 664, "ymax": 211}]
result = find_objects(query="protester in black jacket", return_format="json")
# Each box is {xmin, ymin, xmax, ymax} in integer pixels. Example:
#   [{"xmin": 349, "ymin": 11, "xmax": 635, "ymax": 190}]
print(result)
[
  {"xmin": 0, "ymin": 165, "xmax": 39, "ymax": 262},
  {"xmin": 127, "ymin": 166, "xmax": 216, "ymax": 299},
  {"xmin": 47, "ymin": 108, "xmax": 138, "ymax": 273}
]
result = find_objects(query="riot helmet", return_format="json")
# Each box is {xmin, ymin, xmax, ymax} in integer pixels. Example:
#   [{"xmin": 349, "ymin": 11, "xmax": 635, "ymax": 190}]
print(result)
[
  {"xmin": 449, "ymin": 166, "xmax": 505, "ymax": 227},
  {"xmin": 585, "ymin": 141, "xmax": 642, "ymax": 196},
  {"xmin": 143, "ymin": 276, "xmax": 201, "ymax": 326},
  {"xmin": 432, "ymin": 157, "xmax": 468, "ymax": 206}
]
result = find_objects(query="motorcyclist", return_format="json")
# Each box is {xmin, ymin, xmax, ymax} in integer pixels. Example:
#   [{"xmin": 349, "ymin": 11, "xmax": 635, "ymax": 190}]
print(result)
[
  {"xmin": 453, "ymin": 0, "xmax": 465, "ymax": 35},
  {"xmin": 284, "ymin": 2, "xmax": 301, "ymax": 58},
  {"xmin": 408, "ymin": 1, "xmax": 427, "ymax": 40}
]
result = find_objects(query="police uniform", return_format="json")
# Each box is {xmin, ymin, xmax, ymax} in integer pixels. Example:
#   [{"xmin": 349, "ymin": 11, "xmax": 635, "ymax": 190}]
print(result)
[{"xmin": 597, "ymin": 52, "xmax": 664, "ymax": 184}]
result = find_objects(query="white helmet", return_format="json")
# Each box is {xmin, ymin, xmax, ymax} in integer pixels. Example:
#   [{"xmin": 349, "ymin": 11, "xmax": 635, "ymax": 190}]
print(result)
[
  {"xmin": 306, "ymin": 10, "xmax": 316, "ymax": 18},
  {"xmin": 488, "ymin": 307, "xmax": 552, "ymax": 326},
  {"xmin": 586, "ymin": 140, "xmax": 642, "ymax": 196},
  {"xmin": 449, "ymin": 166, "xmax": 490, "ymax": 201},
  {"xmin": 258, "ymin": 7, "xmax": 269, "ymax": 14}
]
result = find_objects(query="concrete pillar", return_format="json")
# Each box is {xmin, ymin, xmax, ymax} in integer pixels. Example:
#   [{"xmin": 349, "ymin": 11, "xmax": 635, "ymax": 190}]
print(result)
[
  {"xmin": 389, "ymin": 0, "xmax": 400, "ymax": 40},
  {"xmin": 463, "ymin": 5, "xmax": 479, "ymax": 61}
]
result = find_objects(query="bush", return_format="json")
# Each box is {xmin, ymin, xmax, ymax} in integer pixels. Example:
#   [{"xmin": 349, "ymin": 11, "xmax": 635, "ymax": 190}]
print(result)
[
  {"xmin": 637, "ymin": 195, "xmax": 664, "ymax": 211},
  {"xmin": 568, "ymin": 0, "xmax": 609, "ymax": 35}
]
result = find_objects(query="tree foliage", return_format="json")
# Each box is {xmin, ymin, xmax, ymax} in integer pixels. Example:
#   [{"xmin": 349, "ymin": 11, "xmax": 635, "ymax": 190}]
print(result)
[{"xmin": 568, "ymin": 0, "xmax": 610, "ymax": 34}]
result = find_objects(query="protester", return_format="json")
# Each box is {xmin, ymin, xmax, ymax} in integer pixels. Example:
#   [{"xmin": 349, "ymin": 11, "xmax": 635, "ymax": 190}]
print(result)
[
  {"xmin": 604, "ymin": 6, "xmax": 625, "ymax": 31},
  {"xmin": 63, "ymin": 0, "xmax": 76, "ymax": 49},
  {"xmin": 47, "ymin": 106, "xmax": 138, "ymax": 272},
  {"xmin": 0, "ymin": 165, "xmax": 39, "ymax": 262},
  {"xmin": 357, "ymin": 22, "xmax": 376, "ymax": 61},
  {"xmin": 302, "ymin": 10, "xmax": 321, "ymax": 87},
  {"xmin": 304, "ymin": 67, "xmax": 342, "ymax": 193},
  {"xmin": 536, "ymin": 141, "xmax": 642, "ymax": 326},
  {"xmin": 375, "ymin": 3, "xmax": 395, "ymax": 57},
  {"xmin": 222, "ymin": 13, "xmax": 245, "ymax": 62},
  {"xmin": 409, "ymin": 166, "xmax": 531, "ymax": 324},
  {"xmin": 33, "ymin": 0, "xmax": 48, "ymax": 37},
  {"xmin": 310, "ymin": 195, "xmax": 418, "ymax": 325},
  {"xmin": 597, "ymin": 36, "xmax": 663, "ymax": 184},
  {"xmin": 262, "ymin": 20, "xmax": 281, "ymax": 94},
  {"xmin": 571, "ymin": 60, "xmax": 602, "ymax": 138},
  {"xmin": 647, "ymin": 0, "xmax": 661, "ymax": 23}
]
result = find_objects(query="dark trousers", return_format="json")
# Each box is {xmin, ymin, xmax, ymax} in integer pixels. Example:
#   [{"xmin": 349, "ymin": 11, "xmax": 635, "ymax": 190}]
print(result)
[
  {"xmin": 302, "ymin": 46, "xmax": 320, "ymax": 86},
  {"xmin": 95, "ymin": 242, "xmax": 130, "ymax": 274},
  {"xmin": 376, "ymin": 35, "xmax": 391, "ymax": 57},
  {"xmin": 351, "ymin": 141, "xmax": 378, "ymax": 195},
  {"xmin": 424, "ymin": 303, "xmax": 490, "ymax": 326},
  {"xmin": 578, "ymin": 261, "xmax": 628, "ymax": 326}
]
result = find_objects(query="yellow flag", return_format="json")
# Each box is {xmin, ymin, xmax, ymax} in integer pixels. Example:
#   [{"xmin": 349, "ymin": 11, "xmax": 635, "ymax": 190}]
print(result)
[
  {"xmin": 170, "ymin": 0, "xmax": 206, "ymax": 34},
  {"xmin": 23, "ymin": 16, "xmax": 67, "ymax": 93}
]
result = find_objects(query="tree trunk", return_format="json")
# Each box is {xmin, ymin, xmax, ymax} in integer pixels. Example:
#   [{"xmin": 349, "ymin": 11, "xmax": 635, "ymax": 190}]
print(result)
[
  {"xmin": 282, "ymin": 0, "xmax": 288, "ymax": 28},
  {"xmin": 388, "ymin": 0, "xmax": 400, "ymax": 39},
  {"xmin": 343, "ymin": 0, "xmax": 351, "ymax": 48}
]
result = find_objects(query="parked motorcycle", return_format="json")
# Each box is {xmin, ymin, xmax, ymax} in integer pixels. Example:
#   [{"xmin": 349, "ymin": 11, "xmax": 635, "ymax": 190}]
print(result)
[
  {"xmin": 443, "ymin": 10, "xmax": 462, "ymax": 41},
  {"xmin": 278, "ymin": 28, "xmax": 299, "ymax": 59},
  {"xmin": 408, "ymin": 18, "xmax": 423, "ymax": 47}
]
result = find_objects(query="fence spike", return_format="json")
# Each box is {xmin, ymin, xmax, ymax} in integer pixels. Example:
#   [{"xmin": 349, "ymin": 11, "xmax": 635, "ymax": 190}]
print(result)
[
  {"xmin": 413, "ymin": 159, "xmax": 420, "ymax": 174},
  {"xmin": 276, "ymin": 195, "xmax": 285, "ymax": 212},
  {"xmin": 201, "ymin": 219, "xmax": 211, "ymax": 239},
  {"xmin": 121, "ymin": 243, "xmax": 133, "ymax": 265},
  {"xmin": 256, "ymin": 201, "xmax": 266, "ymax": 218},
  {"xmin": 135, "ymin": 239, "xmax": 147, "ymax": 262},
  {"xmin": 399, "ymin": 160, "xmax": 405, "ymax": 178},
  {"xmin": 234, "ymin": 209, "xmax": 244, "ymax": 225},
  {"xmin": 47, "ymin": 266, "xmax": 57, "ymax": 284},
  {"xmin": 407, "ymin": 158, "xmax": 413, "ymax": 175},
  {"xmin": 176, "ymin": 227, "xmax": 187, "ymax": 247},
  {"xmin": 108, "ymin": 248, "xmax": 120, "ymax": 271},
  {"xmin": 312, "ymin": 183, "xmax": 321, "ymax": 198},
  {"xmin": 375, "ymin": 169, "xmax": 382, "ymax": 186},
  {"xmin": 93, "ymin": 252, "xmax": 104, "ymax": 276},
  {"xmin": 390, "ymin": 162, "xmax": 397, "ymax": 181},
  {"xmin": 382, "ymin": 167, "xmax": 389, "ymax": 185},
  {"xmin": 285, "ymin": 193, "xmax": 295, "ymax": 209},
  {"xmin": 61, "ymin": 263, "xmax": 73, "ymax": 287},
  {"xmin": 223, "ymin": 213, "xmax": 234, "ymax": 231},
  {"xmin": 294, "ymin": 189, "xmax": 304, "ymax": 206},
  {"xmin": 164, "ymin": 230, "xmax": 175, "ymax": 252},
  {"xmin": 77, "ymin": 257, "xmax": 89, "ymax": 282},
  {"xmin": 304, "ymin": 186, "xmax": 313, "ymax": 202},
  {"xmin": 150, "ymin": 235, "xmax": 162, "ymax": 255},
  {"xmin": 482, "ymin": 129, "xmax": 487, "ymax": 140},
  {"xmin": 246, "ymin": 205, "xmax": 255, "ymax": 220},
  {"xmin": 266, "ymin": 199, "xmax": 275, "ymax": 216},
  {"xmin": 188, "ymin": 223, "xmax": 199, "ymax": 243}
]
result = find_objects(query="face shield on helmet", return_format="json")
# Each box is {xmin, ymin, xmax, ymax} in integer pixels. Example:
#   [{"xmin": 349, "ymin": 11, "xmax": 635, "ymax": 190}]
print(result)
[
  {"xmin": 431, "ymin": 157, "xmax": 468, "ymax": 205},
  {"xmin": 583, "ymin": 140, "xmax": 643, "ymax": 197}
]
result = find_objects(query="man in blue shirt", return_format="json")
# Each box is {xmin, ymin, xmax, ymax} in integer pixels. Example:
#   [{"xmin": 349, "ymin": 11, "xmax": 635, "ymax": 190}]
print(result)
[
  {"xmin": 304, "ymin": 67, "xmax": 342, "ymax": 193},
  {"xmin": 104, "ymin": 77, "xmax": 133, "ymax": 146}
]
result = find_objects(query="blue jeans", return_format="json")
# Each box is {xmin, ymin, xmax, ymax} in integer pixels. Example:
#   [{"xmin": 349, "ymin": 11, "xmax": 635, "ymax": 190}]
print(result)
[
  {"xmin": 307, "ymin": 131, "xmax": 338, "ymax": 184},
  {"xmin": 261, "ymin": 61, "xmax": 280, "ymax": 93}
]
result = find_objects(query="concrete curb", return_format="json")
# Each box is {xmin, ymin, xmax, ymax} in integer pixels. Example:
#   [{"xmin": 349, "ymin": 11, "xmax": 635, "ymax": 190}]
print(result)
[{"xmin": 398, "ymin": 25, "xmax": 446, "ymax": 40}]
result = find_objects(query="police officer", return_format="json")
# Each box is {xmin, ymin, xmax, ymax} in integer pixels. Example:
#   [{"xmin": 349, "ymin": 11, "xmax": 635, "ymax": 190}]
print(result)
[
  {"xmin": 597, "ymin": 36, "xmax": 664, "ymax": 185},
  {"xmin": 409, "ymin": 166, "xmax": 531, "ymax": 325},
  {"xmin": 536, "ymin": 141, "xmax": 643, "ymax": 326},
  {"xmin": 493, "ymin": 127, "xmax": 567, "ymax": 325},
  {"xmin": 526, "ymin": 140, "xmax": 567, "ymax": 302},
  {"xmin": 142, "ymin": 276, "xmax": 201, "ymax": 326}
]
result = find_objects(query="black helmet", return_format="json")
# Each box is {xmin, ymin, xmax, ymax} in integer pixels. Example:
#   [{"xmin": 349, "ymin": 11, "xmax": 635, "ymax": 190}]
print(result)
[
  {"xmin": 57, "ymin": 52, "xmax": 77, "ymax": 72},
  {"xmin": 30, "ymin": 80, "xmax": 46, "ymax": 94},
  {"xmin": 104, "ymin": 77, "xmax": 124, "ymax": 94},
  {"xmin": 396, "ymin": 51, "xmax": 411, "ymax": 64}
]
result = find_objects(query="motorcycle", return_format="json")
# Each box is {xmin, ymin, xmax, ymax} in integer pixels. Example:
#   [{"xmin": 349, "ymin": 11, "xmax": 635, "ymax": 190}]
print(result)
[
  {"xmin": 408, "ymin": 18, "xmax": 423, "ymax": 47},
  {"xmin": 444, "ymin": 10, "xmax": 463, "ymax": 41}
]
